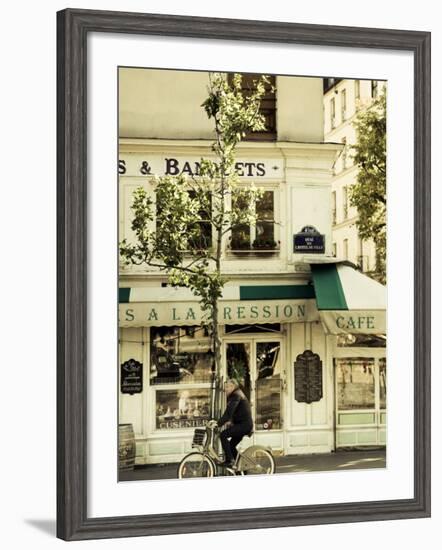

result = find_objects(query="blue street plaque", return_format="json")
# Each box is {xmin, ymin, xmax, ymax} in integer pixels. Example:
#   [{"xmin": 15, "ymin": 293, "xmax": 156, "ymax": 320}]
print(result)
[{"xmin": 293, "ymin": 225, "xmax": 325, "ymax": 253}]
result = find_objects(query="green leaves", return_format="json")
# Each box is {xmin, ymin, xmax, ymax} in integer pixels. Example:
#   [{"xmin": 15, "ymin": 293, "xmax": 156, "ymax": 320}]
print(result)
[
  {"xmin": 202, "ymin": 73, "xmax": 269, "ymax": 163},
  {"xmin": 119, "ymin": 71, "xmax": 271, "ymax": 379},
  {"xmin": 350, "ymin": 90, "xmax": 387, "ymax": 283}
]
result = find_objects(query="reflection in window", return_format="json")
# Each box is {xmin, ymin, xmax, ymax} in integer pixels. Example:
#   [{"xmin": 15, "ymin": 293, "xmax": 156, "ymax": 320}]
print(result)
[
  {"xmin": 337, "ymin": 333, "xmax": 386, "ymax": 347},
  {"xmin": 156, "ymin": 388, "xmax": 210, "ymax": 429},
  {"xmin": 379, "ymin": 358, "xmax": 387, "ymax": 409},
  {"xmin": 230, "ymin": 190, "xmax": 276, "ymax": 251},
  {"xmin": 337, "ymin": 358, "xmax": 375, "ymax": 410},
  {"xmin": 256, "ymin": 342, "xmax": 281, "ymax": 430},
  {"xmin": 254, "ymin": 191, "xmax": 275, "ymax": 247},
  {"xmin": 150, "ymin": 326, "xmax": 213, "ymax": 384},
  {"xmin": 226, "ymin": 342, "xmax": 251, "ymax": 402}
]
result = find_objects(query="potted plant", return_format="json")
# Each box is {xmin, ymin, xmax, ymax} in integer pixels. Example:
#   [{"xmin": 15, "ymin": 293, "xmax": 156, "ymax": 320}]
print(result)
[
  {"xmin": 229, "ymin": 230, "xmax": 251, "ymax": 251},
  {"xmin": 252, "ymin": 238, "xmax": 278, "ymax": 250}
]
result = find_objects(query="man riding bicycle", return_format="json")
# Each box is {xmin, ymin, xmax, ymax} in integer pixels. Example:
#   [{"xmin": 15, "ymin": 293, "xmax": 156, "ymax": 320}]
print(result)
[{"xmin": 217, "ymin": 379, "xmax": 253, "ymax": 468}]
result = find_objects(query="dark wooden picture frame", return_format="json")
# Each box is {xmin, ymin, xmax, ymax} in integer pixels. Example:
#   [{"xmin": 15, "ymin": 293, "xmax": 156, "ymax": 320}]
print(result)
[{"xmin": 57, "ymin": 8, "xmax": 431, "ymax": 541}]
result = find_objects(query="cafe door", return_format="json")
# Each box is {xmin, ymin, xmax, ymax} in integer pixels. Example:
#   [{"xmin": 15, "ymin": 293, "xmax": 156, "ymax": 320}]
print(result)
[{"xmin": 223, "ymin": 338, "xmax": 283, "ymax": 440}]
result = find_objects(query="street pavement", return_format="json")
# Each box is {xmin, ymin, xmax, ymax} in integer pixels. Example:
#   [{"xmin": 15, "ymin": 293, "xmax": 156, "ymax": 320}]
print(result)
[{"xmin": 119, "ymin": 448, "xmax": 386, "ymax": 482}]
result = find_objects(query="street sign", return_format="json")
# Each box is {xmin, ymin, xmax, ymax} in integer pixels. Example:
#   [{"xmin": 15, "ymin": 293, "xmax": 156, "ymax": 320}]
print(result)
[{"xmin": 294, "ymin": 225, "xmax": 325, "ymax": 254}]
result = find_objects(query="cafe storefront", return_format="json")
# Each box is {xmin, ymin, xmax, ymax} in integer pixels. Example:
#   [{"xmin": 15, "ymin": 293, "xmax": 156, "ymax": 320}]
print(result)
[{"xmin": 119, "ymin": 262, "xmax": 386, "ymax": 465}]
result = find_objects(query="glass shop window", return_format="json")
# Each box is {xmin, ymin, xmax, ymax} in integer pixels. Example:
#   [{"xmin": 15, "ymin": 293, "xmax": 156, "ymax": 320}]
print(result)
[
  {"xmin": 337, "ymin": 358, "xmax": 375, "ymax": 410},
  {"xmin": 150, "ymin": 326, "xmax": 213, "ymax": 385},
  {"xmin": 379, "ymin": 358, "xmax": 387, "ymax": 409},
  {"xmin": 155, "ymin": 387, "xmax": 211, "ymax": 429},
  {"xmin": 255, "ymin": 342, "xmax": 282, "ymax": 430}
]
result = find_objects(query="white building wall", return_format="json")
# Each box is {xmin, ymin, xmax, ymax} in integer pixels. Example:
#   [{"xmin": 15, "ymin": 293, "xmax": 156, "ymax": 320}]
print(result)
[
  {"xmin": 277, "ymin": 76, "xmax": 324, "ymax": 142},
  {"xmin": 119, "ymin": 68, "xmax": 214, "ymax": 139},
  {"xmin": 120, "ymin": 69, "xmax": 325, "ymax": 142},
  {"xmin": 324, "ymin": 79, "xmax": 386, "ymax": 274}
]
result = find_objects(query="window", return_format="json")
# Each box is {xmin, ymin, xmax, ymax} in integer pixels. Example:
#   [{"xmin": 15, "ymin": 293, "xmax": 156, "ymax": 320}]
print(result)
[
  {"xmin": 332, "ymin": 242, "xmax": 337, "ymax": 257},
  {"xmin": 379, "ymin": 358, "xmax": 387, "ymax": 409},
  {"xmin": 330, "ymin": 97, "xmax": 336, "ymax": 129},
  {"xmin": 187, "ymin": 190, "xmax": 212, "ymax": 250},
  {"xmin": 155, "ymin": 388, "xmax": 211, "ymax": 430},
  {"xmin": 150, "ymin": 326, "xmax": 214, "ymax": 430},
  {"xmin": 341, "ymin": 88, "xmax": 347, "ymax": 121},
  {"xmin": 331, "ymin": 191, "xmax": 337, "ymax": 225},
  {"xmin": 150, "ymin": 326, "xmax": 213, "ymax": 385},
  {"xmin": 156, "ymin": 189, "xmax": 212, "ymax": 251},
  {"xmin": 371, "ymin": 80, "xmax": 379, "ymax": 98},
  {"xmin": 337, "ymin": 333, "xmax": 386, "ymax": 348},
  {"xmin": 343, "ymin": 238, "xmax": 349, "ymax": 260},
  {"xmin": 336, "ymin": 359, "xmax": 375, "ymax": 409},
  {"xmin": 341, "ymin": 137, "xmax": 347, "ymax": 170},
  {"xmin": 342, "ymin": 186, "xmax": 348, "ymax": 219},
  {"xmin": 355, "ymin": 79, "xmax": 360, "ymax": 101},
  {"xmin": 256, "ymin": 342, "xmax": 282, "ymax": 430},
  {"xmin": 225, "ymin": 324, "xmax": 281, "ymax": 334},
  {"xmin": 231, "ymin": 73, "xmax": 276, "ymax": 141},
  {"xmin": 357, "ymin": 236, "xmax": 368, "ymax": 271},
  {"xmin": 230, "ymin": 189, "xmax": 278, "ymax": 252}
]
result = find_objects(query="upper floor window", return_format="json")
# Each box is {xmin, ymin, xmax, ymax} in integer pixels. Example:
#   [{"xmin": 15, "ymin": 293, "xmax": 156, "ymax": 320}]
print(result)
[
  {"xmin": 330, "ymin": 97, "xmax": 336, "ymax": 129},
  {"xmin": 343, "ymin": 238, "xmax": 349, "ymax": 260},
  {"xmin": 332, "ymin": 191, "xmax": 337, "ymax": 225},
  {"xmin": 156, "ymin": 189, "xmax": 212, "ymax": 251},
  {"xmin": 341, "ymin": 89, "xmax": 347, "ymax": 121},
  {"xmin": 355, "ymin": 79, "xmax": 360, "ymax": 102},
  {"xmin": 230, "ymin": 73, "xmax": 276, "ymax": 141},
  {"xmin": 342, "ymin": 186, "xmax": 348, "ymax": 219},
  {"xmin": 341, "ymin": 137, "xmax": 347, "ymax": 170},
  {"xmin": 229, "ymin": 189, "xmax": 278, "ymax": 253}
]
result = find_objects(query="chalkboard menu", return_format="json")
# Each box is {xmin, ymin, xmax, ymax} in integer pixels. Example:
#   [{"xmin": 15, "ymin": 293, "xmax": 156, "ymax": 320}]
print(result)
[
  {"xmin": 121, "ymin": 359, "xmax": 143, "ymax": 395},
  {"xmin": 294, "ymin": 350, "xmax": 323, "ymax": 404},
  {"xmin": 293, "ymin": 225, "xmax": 325, "ymax": 254}
]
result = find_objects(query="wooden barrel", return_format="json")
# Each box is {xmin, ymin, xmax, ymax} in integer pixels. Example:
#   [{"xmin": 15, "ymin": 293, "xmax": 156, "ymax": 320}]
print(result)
[{"xmin": 118, "ymin": 423, "xmax": 135, "ymax": 471}]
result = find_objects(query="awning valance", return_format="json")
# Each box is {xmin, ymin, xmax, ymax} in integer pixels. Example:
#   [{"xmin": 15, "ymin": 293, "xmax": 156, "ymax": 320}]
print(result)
[
  {"xmin": 119, "ymin": 284, "xmax": 318, "ymax": 327},
  {"xmin": 310, "ymin": 262, "xmax": 386, "ymax": 334}
]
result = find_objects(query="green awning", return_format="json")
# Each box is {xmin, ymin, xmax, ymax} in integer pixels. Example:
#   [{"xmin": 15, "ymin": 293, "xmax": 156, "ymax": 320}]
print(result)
[
  {"xmin": 310, "ymin": 264, "xmax": 348, "ymax": 310},
  {"xmin": 310, "ymin": 262, "xmax": 386, "ymax": 334}
]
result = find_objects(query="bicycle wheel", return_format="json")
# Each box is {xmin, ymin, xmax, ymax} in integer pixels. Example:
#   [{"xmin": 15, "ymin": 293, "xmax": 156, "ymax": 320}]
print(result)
[
  {"xmin": 177, "ymin": 452, "xmax": 216, "ymax": 479},
  {"xmin": 239, "ymin": 447, "xmax": 275, "ymax": 475}
]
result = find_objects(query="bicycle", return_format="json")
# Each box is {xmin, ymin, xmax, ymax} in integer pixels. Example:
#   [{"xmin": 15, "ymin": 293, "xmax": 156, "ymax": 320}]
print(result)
[{"xmin": 177, "ymin": 420, "xmax": 275, "ymax": 478}]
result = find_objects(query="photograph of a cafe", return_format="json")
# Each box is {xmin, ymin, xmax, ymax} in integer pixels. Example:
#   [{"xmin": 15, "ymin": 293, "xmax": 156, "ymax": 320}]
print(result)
[{"xmin": 118, "ymin": 67, "xmax": 386, "ymax": 466}]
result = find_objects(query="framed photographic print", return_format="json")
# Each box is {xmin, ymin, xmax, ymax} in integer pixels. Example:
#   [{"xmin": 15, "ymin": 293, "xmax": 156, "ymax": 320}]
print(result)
[{"xmin": 57, "ymin": 8, "xmax": 431, "ymax": 541}]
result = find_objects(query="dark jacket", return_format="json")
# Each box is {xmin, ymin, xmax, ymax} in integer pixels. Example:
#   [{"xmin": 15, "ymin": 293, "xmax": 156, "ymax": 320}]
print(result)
[{"xmin": 218, "ymin": 388, "xmax": 253, "ymax": 429}]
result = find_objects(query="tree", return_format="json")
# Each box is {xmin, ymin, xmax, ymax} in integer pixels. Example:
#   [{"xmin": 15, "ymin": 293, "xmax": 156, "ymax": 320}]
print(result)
[
  {"xmin": 119, "ymin": 72, "xmax": 271, "ymax": 415},
  {"xmin": 350, "ymin": 90, "xmax": 386, "ymax": 284}
]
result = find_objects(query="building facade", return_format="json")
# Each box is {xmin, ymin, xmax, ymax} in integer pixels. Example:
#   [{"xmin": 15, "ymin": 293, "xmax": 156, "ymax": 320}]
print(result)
[
  {"xmin": 323, "ymin": 78, "xmax": 386, "ymax": 276},
  {"xmin": 118, "ymin": 69, "xmax": 387, "ymax": 466}
]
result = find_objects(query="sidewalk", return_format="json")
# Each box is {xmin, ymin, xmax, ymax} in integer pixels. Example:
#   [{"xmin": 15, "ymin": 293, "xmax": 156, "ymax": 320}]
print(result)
[{"xmin": 119, "ymin": 448, "xmax": 386, "ymax": 482}]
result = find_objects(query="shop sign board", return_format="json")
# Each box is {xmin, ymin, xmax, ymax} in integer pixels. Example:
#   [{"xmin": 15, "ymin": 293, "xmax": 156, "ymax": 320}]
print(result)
[
  {"xmin": 119, "ymin": 154, "xmax": 284, "ymax": 180},
  {"xmin": 119, "ymin": 299, "xmax": 315, "ymax": 327},
  {"xmin": 120, "ymin": 359, "xmax": 143, "ymax": 395},
  {"xmin": 293, "ymin": 225, "xmax": 325, "ymax": 253},
  {"xmin": 294, "ymin": 350, "xmax": 323, "ymax": 404}
]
